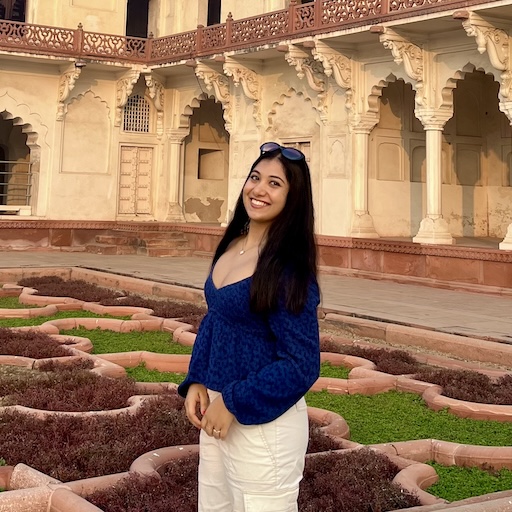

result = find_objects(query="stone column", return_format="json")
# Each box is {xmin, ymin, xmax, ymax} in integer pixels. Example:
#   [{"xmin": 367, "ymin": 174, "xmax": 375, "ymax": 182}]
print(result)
[
  {"xmin": 350, "ymin": 115, "xmax": 379, "ymax": 238},
  {"xmin": 165, "ymin": 129, "xmax": 188, "ymax": 222},
  {"xmin": 413, "ymin": 109, "xmax": 454, "ymax": 245},
  {"xmin": 499, "ymin": 101, "xmax": 512, "ymax": 250}
]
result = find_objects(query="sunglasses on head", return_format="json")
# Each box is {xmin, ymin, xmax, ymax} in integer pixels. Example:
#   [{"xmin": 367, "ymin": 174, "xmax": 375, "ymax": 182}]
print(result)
[{"xmin": 260, "ymin": 142, "xmax": 305, "ymax": 161}]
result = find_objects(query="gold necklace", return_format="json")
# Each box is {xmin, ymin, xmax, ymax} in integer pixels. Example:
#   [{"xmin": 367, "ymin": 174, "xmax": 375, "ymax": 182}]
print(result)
[
  {"xmin": 239, "ymin": 237, "xmax": 258, "ymax": 255},
  {"xmin": 239, "ymin": 237, "xmax": 248, "ymax": 255}
]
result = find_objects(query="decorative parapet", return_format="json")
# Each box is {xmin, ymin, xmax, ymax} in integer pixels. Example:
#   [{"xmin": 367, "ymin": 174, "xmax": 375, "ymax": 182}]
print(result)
[{"xmin": 0, "ymin": 0, "xmax": 501, "ymax": 67}]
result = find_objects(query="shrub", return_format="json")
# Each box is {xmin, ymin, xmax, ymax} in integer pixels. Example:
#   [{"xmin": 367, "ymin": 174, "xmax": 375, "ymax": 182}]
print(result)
[
  {"xmin": 17, "ymin": 276, "xmax": 123, "ymax": 302},
  {"xmin": 0, "ymin": 393, "xmax": 199, "ymax": 481},
  {"xmin": 89, "ymin": 448, "xmax": 421, "ymax": 512},
  {"xmin": 2, "ymin": 369, "xmax": 139, "ymax": 411},
  {"xmin": 320, "ymin": 339, "xmax": 423, "ymax": 375},
  {"xmin": 413, "ymin": 368, "xmax": 512, "ymax": 405},
  {"xmin": 87, "ymin": 454, "xmax": 199, "ymax": 512},
  {"xmin": 99, "ymin": 294, "xmax": 206, "ymax": 321},
  {"xmin": 299, "ymin": 448, "xmax": 421, "ymax": 511},
  {"xmin": 0, "ymin": 328, "xmax": 70, "ymax": 358},
  {"xmin": 308, "ymin": 420, "xmax": 345, "ymax": 453}
]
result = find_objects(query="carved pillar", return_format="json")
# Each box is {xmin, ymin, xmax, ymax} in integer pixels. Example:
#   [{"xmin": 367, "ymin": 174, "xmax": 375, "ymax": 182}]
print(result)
[
  {"xmin": 413, "ymin": 109, "xmax": 454, "ymax": 245},
  {"xmin": 165, "ymin": 129, "xmax": 188, "ymax": 222},
  {"xmin": 349, "ymin": 114, "xmax": 379, "ymax": 238}
]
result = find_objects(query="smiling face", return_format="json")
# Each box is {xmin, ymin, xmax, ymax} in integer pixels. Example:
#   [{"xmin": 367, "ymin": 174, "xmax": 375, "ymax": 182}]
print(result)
[{"xmin": 242, "ymin": 157, "xmax": 289, "ymax": 228}]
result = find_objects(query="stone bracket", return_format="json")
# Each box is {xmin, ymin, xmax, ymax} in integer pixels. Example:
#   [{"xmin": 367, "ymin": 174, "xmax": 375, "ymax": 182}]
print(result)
[
  {"xmin": 115, "ymin": 69, "xmax": 141, "ymax": 127},
  {"xmin": 280, "ymin": 43, "xmax": 328, "ymax": 122},
  {"xmin": 56, "ymin": 64, "xmax": 83, "ymax": 121},
  {"xmin": 311, "ymin": 41, "xmax": 352, "ymax": 89},
  {"xmin": 223, "ymin": 57, "xmax": 261, "ymax": 127},
  {"xmin": 143, "ymin": 71, "xmax": 165, "ymax": 137},
  {"xmin": 311, "ymin": 40, "xmax": 353, "ymax": 111},
  {"xmin": 456, "ymin": 11, "xmax": 512, "ymax": 102},
  {"xmin": 194, "ymin": 61, "xmax": 232, "ymax": 132},
  {"xmin": 374, "ymin": 26, "xmax": 425, "ymax": 106}
]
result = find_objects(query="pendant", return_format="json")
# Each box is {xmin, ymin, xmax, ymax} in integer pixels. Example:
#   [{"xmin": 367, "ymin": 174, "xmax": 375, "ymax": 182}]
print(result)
[{"xmin": 239, "ymin": 249, "xmax": 245, "ymax": 255}]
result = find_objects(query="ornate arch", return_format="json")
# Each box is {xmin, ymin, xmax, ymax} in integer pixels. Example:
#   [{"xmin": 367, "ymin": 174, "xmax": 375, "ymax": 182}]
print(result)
[
  {"xmin": 0, "ymin": 90, "xmax": 48, "ymax": 149},
  {"xmin": 266, "ymin": 88, "xmax": 322, "ymax": 135},
  {"xmin": 439, "ymin": 62, "xmax": 496, "ymax": 112}
]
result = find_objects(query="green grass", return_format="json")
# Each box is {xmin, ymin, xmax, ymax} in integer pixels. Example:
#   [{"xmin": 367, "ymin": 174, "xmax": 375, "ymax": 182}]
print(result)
[
  {"xmin": 427, "ymin": 463, "xmax": 512, "ymax": 502},
  {"xmin": 319, "ymin": 361, "xmax": 351, "ymax": 379},
  {"xmin": 0, "ymin": 311, "xmax": 131, "ymax": 328},
  {"xmin": 59, "ymin": 328, "xmax": 193, "ymax": 355},
  {"xmin": 1, "ymin": 304, "xmax": 512, "ymax": 501},
  {"xmin": 0, "ymin": 297, "xmax": 35, "ymax": 309},
  {"xmin": 305, "ymin": 390, "xmax": 512, "ymax": 447},
  {"xmin": 126, "ymin": 364, "xmax": 185, "ymax": 384}
]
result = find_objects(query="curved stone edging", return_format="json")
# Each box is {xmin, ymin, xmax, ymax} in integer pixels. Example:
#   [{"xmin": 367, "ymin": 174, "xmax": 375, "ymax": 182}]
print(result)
[{"xmin": 1, "ymin": 394, "xmax": 162, "ymax": 418}]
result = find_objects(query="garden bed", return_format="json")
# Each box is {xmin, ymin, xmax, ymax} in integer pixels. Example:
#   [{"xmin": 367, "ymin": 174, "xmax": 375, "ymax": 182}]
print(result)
[{"xmin": 1, "ymin": 270, "xmax": 506, "ymax": 512}]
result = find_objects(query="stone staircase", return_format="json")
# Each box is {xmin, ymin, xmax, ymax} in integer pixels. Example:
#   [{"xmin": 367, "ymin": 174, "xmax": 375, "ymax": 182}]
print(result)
[{"xmin": 85, "ymin": 229, "xmax": 192, "ymax": 257}]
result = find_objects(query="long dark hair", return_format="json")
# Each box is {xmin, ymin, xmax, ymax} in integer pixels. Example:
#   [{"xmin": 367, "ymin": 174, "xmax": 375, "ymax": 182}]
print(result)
[{"xmin": 212, "ymin": 148, "xmax": 317, "ymax": 314}]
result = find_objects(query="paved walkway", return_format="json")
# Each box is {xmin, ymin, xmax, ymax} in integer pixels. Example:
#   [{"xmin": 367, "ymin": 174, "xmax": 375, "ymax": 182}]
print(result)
[{"xmin": 1, "ymin": 251, "xmax": 511, "ymax": 343}]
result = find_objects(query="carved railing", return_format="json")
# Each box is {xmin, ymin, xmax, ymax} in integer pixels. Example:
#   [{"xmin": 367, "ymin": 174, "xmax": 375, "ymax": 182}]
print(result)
[{"xmin": 0, "ymin": 0, "xmax": 501, "ymax": 65}]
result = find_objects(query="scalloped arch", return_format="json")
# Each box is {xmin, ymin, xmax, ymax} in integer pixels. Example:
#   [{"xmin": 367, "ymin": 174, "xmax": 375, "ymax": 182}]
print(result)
[
  {"xmin": 367, "ymin": 73, "xmax": 408, "ymax": 114},
  {"xmin": 180, "ymin": 91, "xmax": 222, "ymax": 130},
  {"xmin": 0, "ymin": 90, "xmax": 48, "ymax": 148},
  {"xmin": 266, "ymin": 88, "xmax": 321, "ymax": 133},
  {"xmin": 67, "ymin": 89, "xmax": 111, "ymax": 119},
  {"xmin": 440, "ymin": 63, "xmax": 497, "ymax": 110}
]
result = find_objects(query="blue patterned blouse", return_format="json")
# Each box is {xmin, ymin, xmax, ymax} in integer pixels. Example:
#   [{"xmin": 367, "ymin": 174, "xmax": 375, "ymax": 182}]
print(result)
[{"xmin": 178, "ymin": 272, "xmax": 320, "ymax": 425}]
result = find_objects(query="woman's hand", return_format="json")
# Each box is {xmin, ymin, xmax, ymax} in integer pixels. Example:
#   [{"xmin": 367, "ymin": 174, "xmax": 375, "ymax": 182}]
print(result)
[
  {"xmin": 184, "ymin": 383, "xmax": 210, "ymax": 429},
  {"xmin": 201, "ymin": 394, "xmax": 235, "ymax": 440}
]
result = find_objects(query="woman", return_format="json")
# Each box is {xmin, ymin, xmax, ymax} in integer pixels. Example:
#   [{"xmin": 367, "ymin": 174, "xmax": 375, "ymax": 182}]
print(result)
[{"xmin": 178, "ymin": 142, "xmax": 320, "ymax": 512}]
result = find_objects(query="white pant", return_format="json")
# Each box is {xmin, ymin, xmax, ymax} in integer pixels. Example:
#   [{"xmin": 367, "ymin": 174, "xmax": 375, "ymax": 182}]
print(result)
[{"xmin": 198, "ymin": 390, "xmax": 309, "ymax": 512}]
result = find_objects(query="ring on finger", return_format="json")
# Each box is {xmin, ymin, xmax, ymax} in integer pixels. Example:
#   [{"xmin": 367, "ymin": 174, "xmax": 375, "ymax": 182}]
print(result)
[{"xmin": 212, "ymin": 428, "xmax": 221, "ymax": 435}]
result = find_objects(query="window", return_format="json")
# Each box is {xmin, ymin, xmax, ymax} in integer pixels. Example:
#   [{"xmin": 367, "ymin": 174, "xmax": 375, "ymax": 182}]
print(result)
[
  {"xmin": 0, "ymin": 0, "xmax": 25, "ymax": 22},
  {"xmin": 207, "ymin": 0, "xmax": 221, "ymax": 26},
  {"xmin": 126, "ymin": 0, "xmax": 149, "ymax": 38},
  {"xmin": 123, "ymin": 95, "xmax": 151, "ymax": 133}
]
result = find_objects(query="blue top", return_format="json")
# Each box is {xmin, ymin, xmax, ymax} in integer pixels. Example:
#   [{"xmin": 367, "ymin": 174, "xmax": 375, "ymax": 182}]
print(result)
[{"xmin": 177, "ymin": 272, "xmax": 320, "ymax": 425}]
